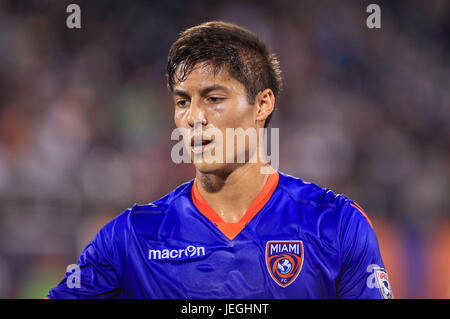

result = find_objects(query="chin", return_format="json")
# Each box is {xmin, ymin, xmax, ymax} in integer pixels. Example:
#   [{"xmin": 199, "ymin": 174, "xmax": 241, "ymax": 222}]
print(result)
[
  {"xmin": 193, "ymin": 161, "xmax": 238, "ymax": 176},
  {"xmin": 194, "ymin": 161, "xmax": 225, "ymax": 173}
]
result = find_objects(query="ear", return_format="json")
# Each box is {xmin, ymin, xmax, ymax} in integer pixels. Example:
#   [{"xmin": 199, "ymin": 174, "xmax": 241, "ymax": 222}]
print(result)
[{"xmin": 255, "ymin": 89, "xmax": 275, "ymax": 126}]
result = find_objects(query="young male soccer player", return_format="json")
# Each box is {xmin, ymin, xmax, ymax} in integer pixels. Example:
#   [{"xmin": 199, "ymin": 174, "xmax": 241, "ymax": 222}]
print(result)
[{"xmin": 47, "ymin": 21, "xmax": 393, "ymax": 299}]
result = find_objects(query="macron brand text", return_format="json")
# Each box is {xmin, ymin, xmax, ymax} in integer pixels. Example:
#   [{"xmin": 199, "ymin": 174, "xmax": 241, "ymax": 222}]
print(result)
[{"xmin": 148, "ymin": 245, "xmax": 206, "ymax": 261}]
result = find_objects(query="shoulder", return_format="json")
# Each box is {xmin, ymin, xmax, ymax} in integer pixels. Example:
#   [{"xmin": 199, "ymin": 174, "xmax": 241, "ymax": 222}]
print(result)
[
  {"xmin": 276, "ymin": 171, "xmax": 373, "ymax": 232},
  {"xmin": 98, "ymin": 179, "xmax": 195, "ymax": 242},
  {"xmin": 277, "ymin": 171, "xmax": 348, "ymax": 215},
  {"xmin": 277, "ymin": 171, "xmax": 344, "ymax": 208}
]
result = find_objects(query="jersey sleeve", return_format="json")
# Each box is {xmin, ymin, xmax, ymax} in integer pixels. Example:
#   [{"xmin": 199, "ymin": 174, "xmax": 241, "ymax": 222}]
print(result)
[
  {"xmin": 46, "ymin": 210, "xmax": 130, "ymax": 299},
  {"xmin": 336, "ymin": 200, "xmax": 393, "ymax": 299}
]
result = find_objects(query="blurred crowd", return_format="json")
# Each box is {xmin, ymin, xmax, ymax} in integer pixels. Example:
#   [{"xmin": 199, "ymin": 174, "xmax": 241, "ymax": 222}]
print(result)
[{"xmin": 0, "ymin": 0, "xmax": 448, "ymax": 298}]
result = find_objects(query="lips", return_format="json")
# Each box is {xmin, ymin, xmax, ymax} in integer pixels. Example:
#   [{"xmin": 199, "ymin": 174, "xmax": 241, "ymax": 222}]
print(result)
[{"xmin": 190, "ymin": 135, "xmax": 215, "ymax": 154}]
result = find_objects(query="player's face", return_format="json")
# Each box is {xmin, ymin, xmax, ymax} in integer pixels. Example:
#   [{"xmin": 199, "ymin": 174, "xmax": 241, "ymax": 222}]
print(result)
[{"xmin": 172, "ymin": 63, "xmax": 260, "ymax": 174}]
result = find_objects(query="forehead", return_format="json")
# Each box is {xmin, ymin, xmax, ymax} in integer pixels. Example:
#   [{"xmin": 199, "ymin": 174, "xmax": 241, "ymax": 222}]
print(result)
[{"xmin": 172, "ymin": 62, "xmax": 244, "ymax": 93}]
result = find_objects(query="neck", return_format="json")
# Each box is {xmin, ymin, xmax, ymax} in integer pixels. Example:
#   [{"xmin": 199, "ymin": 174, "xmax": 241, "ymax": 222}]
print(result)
[{"xmin": 195, "ymin": 162, "xmax": 274, "ymax": 223}]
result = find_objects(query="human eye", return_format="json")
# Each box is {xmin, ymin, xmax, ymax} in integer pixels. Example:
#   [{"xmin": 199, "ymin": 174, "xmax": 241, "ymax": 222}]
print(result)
[
  {"xmin": 207, "ymin": 96, "xmax": 225, "ymax": 104},
  {"xmin": 175, "ymin": 98, "xmax": 190, "ymax": 108}
]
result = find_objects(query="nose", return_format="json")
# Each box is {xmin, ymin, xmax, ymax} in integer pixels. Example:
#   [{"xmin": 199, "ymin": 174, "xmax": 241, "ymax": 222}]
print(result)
[{"xmin": 187, "ymin": 99, "xmax": 207, "ymax": 128}]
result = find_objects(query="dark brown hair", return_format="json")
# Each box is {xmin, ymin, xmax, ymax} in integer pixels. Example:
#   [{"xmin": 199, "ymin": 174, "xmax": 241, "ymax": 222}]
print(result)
[{"xmin": 166, "ymin": 21, "xmax": 282, "ymax": 127}]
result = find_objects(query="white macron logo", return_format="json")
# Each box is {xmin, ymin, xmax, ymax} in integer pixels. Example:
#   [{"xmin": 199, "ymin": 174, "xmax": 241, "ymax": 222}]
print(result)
[{"xmin": 148, "ymin": 245, "xmax": 206, "ymax": 260}]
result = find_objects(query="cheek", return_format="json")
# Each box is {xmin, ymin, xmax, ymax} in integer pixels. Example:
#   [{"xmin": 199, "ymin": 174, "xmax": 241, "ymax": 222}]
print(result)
[
  {"xmin": 211, "ymin": 100, "xmax": 254, "ymax": 128},
  {"xmin": 174, "ymin": 109, "xmax": 187, "ymax": 127}
]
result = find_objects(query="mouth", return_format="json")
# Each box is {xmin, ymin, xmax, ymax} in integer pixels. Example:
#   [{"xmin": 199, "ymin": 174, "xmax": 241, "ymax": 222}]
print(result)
[{"xmin": 190, "ymin": 135, "xmax": 215, "ymax": 154}]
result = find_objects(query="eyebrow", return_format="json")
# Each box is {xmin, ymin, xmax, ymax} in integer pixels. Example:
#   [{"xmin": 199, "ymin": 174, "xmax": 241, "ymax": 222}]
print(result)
[{"xmin": 173, "ymin": 84, "xmax": 229, "ymax": 98}]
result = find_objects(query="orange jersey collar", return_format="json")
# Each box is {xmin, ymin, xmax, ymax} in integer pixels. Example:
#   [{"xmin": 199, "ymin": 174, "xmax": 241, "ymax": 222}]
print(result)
[{"xmin": 192, "ymin": 171, "xmax": 279, "ymax": 240}]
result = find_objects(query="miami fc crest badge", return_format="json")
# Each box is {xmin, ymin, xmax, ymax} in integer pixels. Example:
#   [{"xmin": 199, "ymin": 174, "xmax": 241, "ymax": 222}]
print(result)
[{"xmin": 266, "ymin": 240, "xmax": 304, "ymax": 287}]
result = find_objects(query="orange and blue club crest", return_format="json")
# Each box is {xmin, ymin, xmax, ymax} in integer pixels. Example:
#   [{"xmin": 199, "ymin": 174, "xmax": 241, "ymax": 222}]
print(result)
[{"xmin": 266, "ymin": 240, "xmax": 304, "ymax": 287}]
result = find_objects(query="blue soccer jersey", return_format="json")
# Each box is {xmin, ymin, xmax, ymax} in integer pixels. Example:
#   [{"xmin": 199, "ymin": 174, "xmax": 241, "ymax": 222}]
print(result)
[{"xmin": 47, "ymin": 171, "xmax": 393, "ymax": 299}]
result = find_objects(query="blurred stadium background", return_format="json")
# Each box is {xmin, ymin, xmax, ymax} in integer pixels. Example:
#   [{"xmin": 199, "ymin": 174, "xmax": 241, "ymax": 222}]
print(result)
[{"xmin": 0, "ymin": 0, "xmax": 448, "ymax": 298}]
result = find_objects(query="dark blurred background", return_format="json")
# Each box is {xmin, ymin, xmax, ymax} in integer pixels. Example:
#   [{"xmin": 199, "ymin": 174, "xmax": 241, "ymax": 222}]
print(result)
[{"xmin": 0, "ymin": 0, "xmax": 448, "ymax": 298}]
